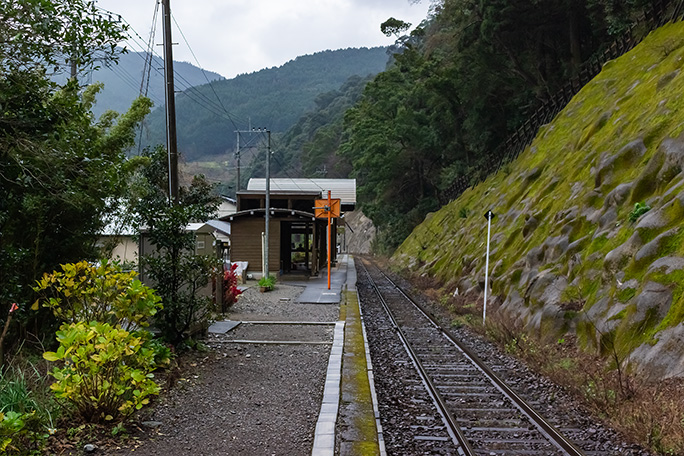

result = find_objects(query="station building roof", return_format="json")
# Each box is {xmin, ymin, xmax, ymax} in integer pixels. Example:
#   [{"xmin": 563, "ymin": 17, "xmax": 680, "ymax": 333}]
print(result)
[{"xmin": 246, "ymin": 178, "xmax": 356, "ymax": 206}]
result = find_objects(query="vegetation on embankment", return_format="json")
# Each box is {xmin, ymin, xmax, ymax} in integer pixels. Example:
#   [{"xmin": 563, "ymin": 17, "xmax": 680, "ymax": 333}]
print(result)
[{"xmin": 393, "ymin": 21, "xmax": 684, "ymax": 453}]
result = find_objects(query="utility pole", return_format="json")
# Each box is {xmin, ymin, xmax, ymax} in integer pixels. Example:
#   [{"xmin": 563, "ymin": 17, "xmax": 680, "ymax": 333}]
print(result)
[
  {"xmin": 233, "ymin": 129, "xmax": 263, "ymax": 192},
  {"xmin": 265, "ymin": 129, "xmax": 271, "ymax": 278},
  {"xmin": 162, "ymin": 0, "xmax": 179, "ymax": 202},
  {"xmin": 252, "ymin": 128, "xmax": 271, "ymax": 278},
  {"xmin": 235, "ymin": 132, "xmax": 240, "ymax": 191},
  {"xmin": 70, "ymin": 59, "xmax": 77, "ymax": 80}
]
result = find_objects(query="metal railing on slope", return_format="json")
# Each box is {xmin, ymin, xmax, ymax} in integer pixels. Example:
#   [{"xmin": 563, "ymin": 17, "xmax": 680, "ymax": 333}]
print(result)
[{"xmin": 439, "ymin": 0, "xmax": 684, "ymax": 205}]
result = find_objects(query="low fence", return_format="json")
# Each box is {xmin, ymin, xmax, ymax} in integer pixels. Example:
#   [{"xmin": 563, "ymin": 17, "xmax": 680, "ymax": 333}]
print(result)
[{"xmin": 439, "ymin": 0, "xmax": 684, "ymax": 205}]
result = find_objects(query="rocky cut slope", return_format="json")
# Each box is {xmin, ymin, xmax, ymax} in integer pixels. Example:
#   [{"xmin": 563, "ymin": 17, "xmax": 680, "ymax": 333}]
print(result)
[{"xmin": 393, "ymin": 21, "xmax": 684, "ymax": 380}]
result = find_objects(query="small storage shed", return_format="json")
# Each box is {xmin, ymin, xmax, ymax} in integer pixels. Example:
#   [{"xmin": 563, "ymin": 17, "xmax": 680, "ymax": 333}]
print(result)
[{"xmin": 224, "ymin": 179, "xmax": 356, "ymax": 278}]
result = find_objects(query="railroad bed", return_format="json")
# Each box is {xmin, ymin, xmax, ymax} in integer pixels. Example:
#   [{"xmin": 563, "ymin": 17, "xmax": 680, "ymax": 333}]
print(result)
[{"xmin": 356, "ymin": 257, "xmax": 652, "ymax": 456}]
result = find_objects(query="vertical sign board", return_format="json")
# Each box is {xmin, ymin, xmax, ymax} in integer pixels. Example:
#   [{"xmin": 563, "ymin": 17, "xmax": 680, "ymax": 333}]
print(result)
[{"xmin": 314, "ymin": 192, "xmax": 341, "ymax": 290}]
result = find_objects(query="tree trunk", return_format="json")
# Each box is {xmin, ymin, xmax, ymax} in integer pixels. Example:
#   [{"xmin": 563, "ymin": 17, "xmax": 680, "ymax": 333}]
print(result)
[{"xmin": 568, "ymin": 3, "xmax": 582, "ymax": 75}]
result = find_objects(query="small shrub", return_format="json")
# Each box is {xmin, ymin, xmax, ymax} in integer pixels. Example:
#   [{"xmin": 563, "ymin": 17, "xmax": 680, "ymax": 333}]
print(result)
[
  {"xmin": 458, "ymin": 207, "xmax": 469, "ymax": 218},
  {"xmin": 43, "ymin": 322, "xmax": 162, "ymax": 423},
  {"xmin": 34, "ymin": 260, "xmax": 162, "ymax": 330},
  {"xmin": 628, "ymin": 201, "xmax": 651, "ymax": 223},
  {"xmin": 223, "ymin": 264, "xmax": 243, "ymax": 309},
  {"xmin": 258, "ymin": 275, "xmax": 276, "ymax": 291},
  {"xmin": 0, "ymin": 410, "xmax": 49, "ymax": 455}
]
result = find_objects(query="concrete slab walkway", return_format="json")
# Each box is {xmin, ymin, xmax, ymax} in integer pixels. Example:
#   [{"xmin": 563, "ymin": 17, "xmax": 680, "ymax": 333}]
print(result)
[{"xmin": 295, "ymin": 258, "xmax": 348, "ymax": 304}]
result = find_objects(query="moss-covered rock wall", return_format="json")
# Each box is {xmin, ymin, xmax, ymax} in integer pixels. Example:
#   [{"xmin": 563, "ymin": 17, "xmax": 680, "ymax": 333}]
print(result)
[{"xmin": 392, "ymin": 22, "xmax": 684, "ymax": 380}]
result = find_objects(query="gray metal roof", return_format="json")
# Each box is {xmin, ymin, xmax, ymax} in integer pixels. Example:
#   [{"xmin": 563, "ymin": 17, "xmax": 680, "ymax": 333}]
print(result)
[
  {"xmin": 205, "ymin": 219, "xmax": 231, "ymax": 235},
  {"xmin": 246, "ymin": 178, "xmax": 356, "ymax": 205}
]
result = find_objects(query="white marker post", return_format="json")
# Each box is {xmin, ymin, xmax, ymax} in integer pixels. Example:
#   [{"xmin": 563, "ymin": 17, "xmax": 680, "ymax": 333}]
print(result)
[{"xmin": 483, "ymin": 210, "xmax": 495, "ymax": 324}]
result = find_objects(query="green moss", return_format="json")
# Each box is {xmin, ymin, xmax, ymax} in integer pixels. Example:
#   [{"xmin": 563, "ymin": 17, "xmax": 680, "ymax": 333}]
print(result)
[
  {"xmin": 657, "ymin": 228, "xmax": 684, "ymax": 257},
  {"xmin": 588, "ymin": 235, "xmax": 609, "ymax": 254},
  {"xmin": 392, "ymin": 20, "xmax": 684, "ymax": 359},
  {"xmin": 616, "ymin": 305, "xmax": 662, "ymax": 352},
  {"xmin": 616, "ymin": 287, "xmax": 637, "ymax": 303},
  {"xmin": 577, "ymin": 111, "xmax": 611, "ymax": 150},
  {"xmin": 579, "ymin": 276, "xmax": 602, "ymax": 309}
]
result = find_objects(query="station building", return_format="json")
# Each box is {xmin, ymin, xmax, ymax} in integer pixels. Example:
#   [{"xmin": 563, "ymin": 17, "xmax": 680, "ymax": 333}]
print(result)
[{"xmin": 222, "ymin": 178, "xmax": 356, "ymax": 279}]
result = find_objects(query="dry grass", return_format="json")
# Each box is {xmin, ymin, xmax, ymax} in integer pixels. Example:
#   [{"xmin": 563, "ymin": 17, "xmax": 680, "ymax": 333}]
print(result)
[{"xmin": 484, "ymin": 309, "xmax": 684, "ymax": 455}]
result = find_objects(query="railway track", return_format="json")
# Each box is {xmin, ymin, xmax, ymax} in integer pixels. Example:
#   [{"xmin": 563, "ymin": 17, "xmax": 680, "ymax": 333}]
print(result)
[{"xmin": 358, "ymin": 258, "xmax": 594, "ymax": 456}]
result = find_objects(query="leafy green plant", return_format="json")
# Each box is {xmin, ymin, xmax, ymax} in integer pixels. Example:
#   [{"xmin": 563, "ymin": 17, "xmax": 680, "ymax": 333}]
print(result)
[
  {"xmin": 258, "ymin": 275, "xmax": 277, "ymax": 291},
  {"xmin": 34, "ymin": 260, "xmax": 162, "ymax": 330},
  {"xmin": 628, "ymin": 201, "xmax": 651, "ymax": 223},
  {"xmin": 0, "ymin": 410, "xmax": 49, "ymax": 455},
  {"xmin": 43, "ymin": 322, "xmax": 162, "ymax": 423},
  {"xmin": 130, "ymin": 146, "xmax": 221, "ymax": 344}
]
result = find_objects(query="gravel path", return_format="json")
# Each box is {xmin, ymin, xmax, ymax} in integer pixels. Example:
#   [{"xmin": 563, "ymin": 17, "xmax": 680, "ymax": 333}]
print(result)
[{"xmin": 106, "ymin": 283, "xmax": 339, "ymax": 456}]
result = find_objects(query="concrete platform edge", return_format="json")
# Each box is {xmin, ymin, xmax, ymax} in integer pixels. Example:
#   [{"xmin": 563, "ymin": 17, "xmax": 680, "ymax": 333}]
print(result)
[
  {"xmin": 359, "ymin": 286, "xmax": 387, "ymax": 456},
  {"xmin": 311, "ymin": 320, "xmax": 345, "ymax": 456}
]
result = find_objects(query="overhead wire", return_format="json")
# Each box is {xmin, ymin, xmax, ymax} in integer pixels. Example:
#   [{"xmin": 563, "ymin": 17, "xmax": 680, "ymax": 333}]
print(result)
[
  {"xmin": 95, "ymin": 5, "xmax": 246, "ymax": 128},
  {"xmin": 170, "ymin": 14, "xmax": 242, "ymax": 132},
  {"xmin": 136, "ymin": 0, "xmax": 161, "ymax": 154}
]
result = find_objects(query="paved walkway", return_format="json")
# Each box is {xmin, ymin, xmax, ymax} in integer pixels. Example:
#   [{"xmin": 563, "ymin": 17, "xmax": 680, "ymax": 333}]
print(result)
[{"xmin": 290, "ymin": 260, "xmax": 349, "ymax": 304}]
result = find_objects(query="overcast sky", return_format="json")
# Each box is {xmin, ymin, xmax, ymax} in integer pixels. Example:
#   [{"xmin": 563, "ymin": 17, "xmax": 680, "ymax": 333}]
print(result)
[{"xmin": 95, "ymin": 0, "xmax": 433, "ymax": 79}]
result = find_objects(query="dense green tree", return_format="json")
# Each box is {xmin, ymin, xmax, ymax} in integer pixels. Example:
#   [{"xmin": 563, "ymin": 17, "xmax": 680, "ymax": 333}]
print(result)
[
  {"xmin": 0, "ymin": 74, "xmax": 151, "ymax": 333},
  {"xmin": 0, "ymin": 0, "xmax": 127, "ymax": 73},
  {"xmin": 128, "ymin": 146, "xmax": 220, "ymax": 345},
  {"xmin": 338, "ymin": 0, "xmax": 662, "ymax": 250},
  {"xmin": 0, "ymin": 0, "xmax": 141, "ymax": 343},
  {"xmin": 268, "ymin": 75, "xmax": 370, "ymax": 179}
]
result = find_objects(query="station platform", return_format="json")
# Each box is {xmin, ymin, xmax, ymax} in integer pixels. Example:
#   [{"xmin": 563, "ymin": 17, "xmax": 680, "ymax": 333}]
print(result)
[{"xmin": 310, "ymin": 254, "xmax": 384, "ymax": 456}]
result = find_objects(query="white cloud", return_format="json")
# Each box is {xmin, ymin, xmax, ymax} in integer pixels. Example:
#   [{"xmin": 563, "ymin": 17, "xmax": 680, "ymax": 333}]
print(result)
[{"xmin": 95, "ymin": 0, "xmax": 430, "ymax": 78}]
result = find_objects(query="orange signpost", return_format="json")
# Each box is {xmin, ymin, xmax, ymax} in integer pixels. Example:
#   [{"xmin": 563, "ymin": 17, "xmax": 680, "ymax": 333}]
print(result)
[
  {"xmin": 314, "ymin": 197, "xmax": 340, "ymax": 218},
  {"xmin": 314, "ymin": 191, "xmax": 341, "ymax": 290}
]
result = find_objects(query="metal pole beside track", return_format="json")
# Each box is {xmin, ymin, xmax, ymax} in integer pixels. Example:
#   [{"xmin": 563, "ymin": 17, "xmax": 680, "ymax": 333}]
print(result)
[{"xmin": 483, "ymin": 210, "xmax": 494, "ymax": 324}]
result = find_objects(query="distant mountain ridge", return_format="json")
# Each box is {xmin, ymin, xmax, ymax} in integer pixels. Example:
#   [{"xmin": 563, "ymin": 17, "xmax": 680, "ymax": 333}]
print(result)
[
  {"xmin": 138, "ymin": 46, "xmax": 391, "ymax": 161},
  {"xmin": 55, "ymin": 50, "xmax": 224, "ymax": 119}
]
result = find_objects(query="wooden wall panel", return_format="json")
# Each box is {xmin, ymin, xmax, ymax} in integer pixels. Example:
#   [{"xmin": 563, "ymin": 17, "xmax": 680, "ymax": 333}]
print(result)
[{"xmin": 231, "ymin": 218, "xmax": 281, "ymax": 276}]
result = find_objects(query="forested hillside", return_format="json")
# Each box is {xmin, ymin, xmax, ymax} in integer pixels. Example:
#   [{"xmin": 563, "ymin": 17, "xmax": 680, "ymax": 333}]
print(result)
[
  {"xmin": 140, "ymin": 47, "xmax": 390, "ymax": 162},
  {"xmin": 53, "ymin": 51, "xmax": 223, "ymax": 119},
  {"xmin": 331, "ymin": 0, "xmax": 674, "ymax": 250},
  {"xmin": 394, "ymin": 19, "xmax": 684, "ymax": 453},
  {"xmin": 257, "ymin": 74, "xmax": 372, "ymax": 180}
]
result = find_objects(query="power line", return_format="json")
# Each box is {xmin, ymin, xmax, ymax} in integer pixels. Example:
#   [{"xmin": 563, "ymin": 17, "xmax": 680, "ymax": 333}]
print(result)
[
  {"xmin": 170, "ymin": 14, "xmax": 241, "ymax": 132},
  {"xmin": 96, "ymin": 5, "xmax": 245, "ymax": 126}
]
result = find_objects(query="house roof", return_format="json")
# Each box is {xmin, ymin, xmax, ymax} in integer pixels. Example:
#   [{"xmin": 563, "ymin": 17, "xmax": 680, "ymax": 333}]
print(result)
[
  {"xmin": 205, "ymin": 219, "xmax": 231, "ymax": 236},
  {"xmin": 246, "ymin": 178, "xmax": 356, "ymax": 205}
]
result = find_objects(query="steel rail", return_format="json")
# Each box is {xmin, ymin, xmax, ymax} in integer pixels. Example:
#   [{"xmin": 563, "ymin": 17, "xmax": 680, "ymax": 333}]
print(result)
[
  {"xmin": 369, "ymin": 261, "xmax": 586, "ymax": 456},
  {"xmin": 359, "ymin": 261, "xmax": 474, "ymax": 456}
]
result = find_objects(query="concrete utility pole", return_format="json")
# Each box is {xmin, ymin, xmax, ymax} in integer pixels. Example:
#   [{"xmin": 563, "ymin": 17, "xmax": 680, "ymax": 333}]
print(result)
[
  {"xmin": 233, "ymin": 129, "xmax": 261, "ymax": 192},
  {"xmin": 265, "ymin": 129, "xmax": 271, "ymax": 278},
  {"xmin": 162, "ymin": 0, "xmax": 179, "ymax": 202},
  {"xmin": 235, "ymin": 132, "xmax": 240, "ymax": 191},
  {"xmin": 253, "ymin": 128, "xmax": 271, "ymax": 278}
]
